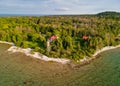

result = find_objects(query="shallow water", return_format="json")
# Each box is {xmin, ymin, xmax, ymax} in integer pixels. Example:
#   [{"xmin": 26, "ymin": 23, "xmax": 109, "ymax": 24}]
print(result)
[{"xmin": 0, "ymin": 43, "xmax": 120, "ymax": 86}]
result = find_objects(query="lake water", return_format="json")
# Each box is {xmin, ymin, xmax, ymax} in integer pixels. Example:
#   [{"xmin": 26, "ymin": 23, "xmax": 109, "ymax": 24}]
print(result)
[
  {"xmin": 0, "ymin": 14, "xmax": 47, "ymax": 17},
  {"xmin": 0, "ymin": 43, "xmax": 120, "ymax": 86},
  {"xmin": 0, "ymin": 14, "xmax": 59, "ymax": 17}
]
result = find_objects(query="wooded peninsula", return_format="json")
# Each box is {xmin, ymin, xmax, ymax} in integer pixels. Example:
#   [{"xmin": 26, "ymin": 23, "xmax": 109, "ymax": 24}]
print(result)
[{"xmin": 0, "ymin": 11, "xmax": 120, "ymax": 61}]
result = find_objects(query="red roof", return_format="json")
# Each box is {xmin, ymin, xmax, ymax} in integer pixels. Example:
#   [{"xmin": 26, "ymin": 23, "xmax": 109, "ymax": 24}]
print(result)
[
  {"xmin": 82, "ymin": 35, "xmax": 88, "ymax": 40},
  {"xmin": 48, "ymin": 36, "xmax": 58, "ymax": 41}
]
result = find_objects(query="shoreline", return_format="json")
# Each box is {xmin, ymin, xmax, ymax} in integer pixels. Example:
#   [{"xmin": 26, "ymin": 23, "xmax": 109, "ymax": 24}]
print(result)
[
  {"xmin": 0, "ymin": 41, "xmax": 14, "ymax": 45},
  {"xmin": 0, "ymin": 41, "xmax": 70, "ymax": 64},
  {"xmin": 93, "ymin": 45, "xmax": 120, "ymax": 57},
  {"xmin": 77, "ymin": 45, "xmax": 120, "ymax": 66},
  {"xmin": 0, "ymin": 41, "xmax": 120, "ymax": 65},
  {"xmin": 7, "ymin": 46, "xmax": 71, "ymax": 64}
]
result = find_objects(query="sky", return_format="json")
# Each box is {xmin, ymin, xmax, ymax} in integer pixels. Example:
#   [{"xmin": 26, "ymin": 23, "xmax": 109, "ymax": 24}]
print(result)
[{"xmin": 0, "ymin": 0, "xmax": 120, "ymax": 15}]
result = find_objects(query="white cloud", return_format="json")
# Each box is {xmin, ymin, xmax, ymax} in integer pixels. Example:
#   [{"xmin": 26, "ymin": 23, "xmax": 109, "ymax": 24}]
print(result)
[
  {"xmin": 0, "ymin": 0, "xmax": 120, "ymax": 14},
  {"xmin": 54, "ymin": 7, "xmax": 70, "ymax": 11}
]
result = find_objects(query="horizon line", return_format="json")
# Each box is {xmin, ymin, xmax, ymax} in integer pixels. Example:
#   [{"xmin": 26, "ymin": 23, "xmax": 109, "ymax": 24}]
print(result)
[{"xmin": 0, "ymin": 11, "xmax": 120, "ymax": 16}]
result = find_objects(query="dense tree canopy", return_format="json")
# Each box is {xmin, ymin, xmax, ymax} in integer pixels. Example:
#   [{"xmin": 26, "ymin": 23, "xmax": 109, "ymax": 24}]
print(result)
[{"xmin": 0, "ymin": 12, "xmax": 120, "ymax": 61}]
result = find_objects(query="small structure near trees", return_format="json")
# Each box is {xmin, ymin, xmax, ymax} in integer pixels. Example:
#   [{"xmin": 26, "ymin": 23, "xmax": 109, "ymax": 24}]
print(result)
[
  {"xmin": 82, "ymin": 35, "xmax": 89, "ymax": 40},
  {"xmin": 47, "ymin": 36, "xmax": 58, "ymax": 52}
]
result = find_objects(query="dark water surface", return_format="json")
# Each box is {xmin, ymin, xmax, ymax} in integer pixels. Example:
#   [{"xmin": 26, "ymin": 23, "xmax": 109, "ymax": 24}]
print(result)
[{"xmin": 0, "ymin": 43, "xmax": 120, "ymax": 86}]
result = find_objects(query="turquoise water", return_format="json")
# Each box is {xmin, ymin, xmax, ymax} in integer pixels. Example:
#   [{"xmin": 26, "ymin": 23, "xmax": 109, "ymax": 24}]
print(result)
[{"xmin": 0, "ymin": 43, "xmax": 120, "ymax": 86}]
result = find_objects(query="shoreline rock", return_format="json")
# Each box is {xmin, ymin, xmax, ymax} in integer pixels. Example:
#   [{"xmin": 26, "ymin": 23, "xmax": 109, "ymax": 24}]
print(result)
[
  {"xmin": 0, "ymin": 41, "xmax": 14, "ymax": 45},
  {"xmin": 7, "ymin": 46, "xmax": 70, "ymax": 64},
  {"xmin": 0, "ymin": 41, "xmax": 120, "ymax": 65},
  {"xmin": 78, "ymin": 45, "xmax": 120, "ymax": 65},
  {"xmin": 93, "ymin": 46, "xmax": 120, "ymax": 57}
]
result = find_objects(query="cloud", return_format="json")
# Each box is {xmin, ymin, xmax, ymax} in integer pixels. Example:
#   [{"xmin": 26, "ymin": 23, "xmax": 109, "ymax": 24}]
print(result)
[
  {"xmin": 0, "ymin": 0, "xmax": 120, "ymax": 14},
  {"xmin": 54, "ymin": 8, "xmax": 70, "ymax": 11}
]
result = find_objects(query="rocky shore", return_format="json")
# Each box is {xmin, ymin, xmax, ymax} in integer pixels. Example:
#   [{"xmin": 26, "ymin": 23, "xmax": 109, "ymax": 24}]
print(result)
[
  {"xmin": 0, "ymin": 41, "xmax": 120, "ymax": 65},
  {"xmin": 7, "ymin": 46, "xmax": 70, "ymax": 64}
]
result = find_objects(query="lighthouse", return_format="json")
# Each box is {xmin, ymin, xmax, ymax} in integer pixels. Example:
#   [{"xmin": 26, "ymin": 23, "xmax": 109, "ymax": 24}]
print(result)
[{"xmin": 47, "ymin": 36, "xmax": 58, "ymax": 52}]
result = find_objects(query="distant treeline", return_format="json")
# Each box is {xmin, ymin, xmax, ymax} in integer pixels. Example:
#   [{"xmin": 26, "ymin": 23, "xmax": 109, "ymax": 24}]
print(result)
[{"xmin": 0, "ymin": 12, "xmax": 120, "ymax": 61}]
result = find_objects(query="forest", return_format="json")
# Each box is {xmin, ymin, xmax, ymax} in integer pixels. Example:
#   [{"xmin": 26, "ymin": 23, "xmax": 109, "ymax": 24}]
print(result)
[{"xmin": 0, "ymin": 11, "xmax": 120, "ymax": 61}]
